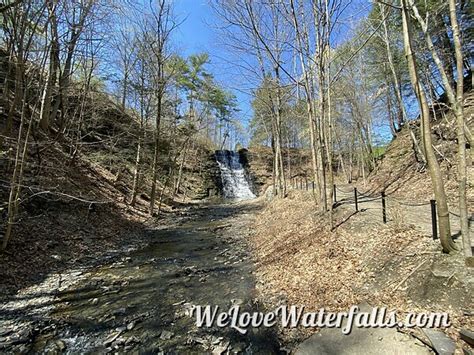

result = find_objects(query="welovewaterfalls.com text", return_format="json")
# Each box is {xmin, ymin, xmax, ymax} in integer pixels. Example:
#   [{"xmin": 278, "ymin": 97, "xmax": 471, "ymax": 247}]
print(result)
[{"xmin": 190, "ymin": 305, "xmax": 450, "ymax": 335}]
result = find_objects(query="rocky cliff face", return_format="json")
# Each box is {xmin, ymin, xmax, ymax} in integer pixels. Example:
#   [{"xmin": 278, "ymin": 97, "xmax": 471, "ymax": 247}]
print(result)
[
  {"xmin": 199, "ymin": 147, "xmax": 313, "ymax": 199},
  {"xmin": 238, "ymin": 148, "xmax": 272, "ymax": 196},
  {"xmin": 187, "ymin": 152, "xmax": 221, "ymax": 199},
  {"xmin": 240, "ymin": 147, "xmax": 313, "ymax": 196}
]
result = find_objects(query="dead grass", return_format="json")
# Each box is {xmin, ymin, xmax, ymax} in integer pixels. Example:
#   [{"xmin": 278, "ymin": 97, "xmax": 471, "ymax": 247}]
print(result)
[{"xmin": 387, "ymin": 200, "xmax": 406, "ymax": 232}]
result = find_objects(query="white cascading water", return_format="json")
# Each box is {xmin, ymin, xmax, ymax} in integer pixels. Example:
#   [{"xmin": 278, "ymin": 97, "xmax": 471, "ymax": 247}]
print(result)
[{"xmin": 215, "ymin": 150, "xmax": 256, "ymax": 200}]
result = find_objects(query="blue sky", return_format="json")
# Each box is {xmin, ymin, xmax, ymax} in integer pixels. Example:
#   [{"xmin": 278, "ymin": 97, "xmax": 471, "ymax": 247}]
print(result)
[
  {"xmin": 172, "ymin": 0, "xmax": 255, "ymax": 131},
  {"xmin": 173, "ymin": 1, "xmax": 213, "ymax": 55},
  {"xmin": 170, "ymin": 0, "xmax": 395, "ymax": 145}
]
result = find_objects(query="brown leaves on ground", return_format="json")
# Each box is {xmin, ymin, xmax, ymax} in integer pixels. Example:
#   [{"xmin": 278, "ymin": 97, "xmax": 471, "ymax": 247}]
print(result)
[{"xmin": 250, "ymin": 191, "xmax": 473, "ymax": 346}]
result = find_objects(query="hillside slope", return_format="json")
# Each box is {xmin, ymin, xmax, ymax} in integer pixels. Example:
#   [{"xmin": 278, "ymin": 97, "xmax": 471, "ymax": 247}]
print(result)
[
  {"xmin": 366, "ymin": 90, "xmax": 473, "ymax": 209},
  {"xmin": 0, "ymin": 68, "xmax": 215, "ymax": 298}
]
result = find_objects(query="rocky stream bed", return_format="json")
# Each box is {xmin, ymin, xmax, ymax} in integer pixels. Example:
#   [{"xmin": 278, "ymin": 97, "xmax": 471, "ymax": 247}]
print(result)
[{"xmin": 0, "ymin": 201, "xmax": 283, "ymax": 354}]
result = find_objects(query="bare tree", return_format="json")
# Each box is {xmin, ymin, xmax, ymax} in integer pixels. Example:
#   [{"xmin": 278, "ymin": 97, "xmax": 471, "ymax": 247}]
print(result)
[
  {"xmin": 211, "ymin": 0, "xmax": 291, "ymax": 198},
  {"xmin": 448, "ymin": 0, "xmax": 471, "ymax": 260},
  {"xmin": 400, "ymin": 0, "xmax": 455, "ymax": 253},
  {"xmin": 2, "ymin": 0, "xmax": 50, "ymax": 249},
  {"xmin": 145, "ymin": 0, "xmax": 179, "ymax": 216},
  {"xmin": 406, "ymin": 0, "xmax": 471, "ymax": 259},
  {"xmin": 39, "ymin": 0, "xmax": 60, "ymax": 131},
  {"xmin": 47, "ymin": 0, "xmax": 96, "ymax": 133},
  {"xmin": 130, "ymin": 37, "xmax": 152, "ymax": 206},
  {"xmin": 377, "ymin": 3, "xmax": 425, "ymax": 164}
]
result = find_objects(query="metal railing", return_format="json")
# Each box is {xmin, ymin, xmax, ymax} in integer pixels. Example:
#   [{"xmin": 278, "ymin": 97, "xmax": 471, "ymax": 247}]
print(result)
[{"xmin": 288, "ymin": 177, "xmax": 468, "ymax": 241}]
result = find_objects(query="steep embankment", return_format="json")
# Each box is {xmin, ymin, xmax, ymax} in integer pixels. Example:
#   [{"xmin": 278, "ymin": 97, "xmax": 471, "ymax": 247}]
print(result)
[
  {"xmin": 366, "ymin": 90, "xmax": 474, "ymax": 208},
  {"xmin": 0, "ymin": 128, "xmax": 214, "ymax": 299},
  {"xmin": 0, "ymin": 58, "xmax": 216, "ymax": 297}
]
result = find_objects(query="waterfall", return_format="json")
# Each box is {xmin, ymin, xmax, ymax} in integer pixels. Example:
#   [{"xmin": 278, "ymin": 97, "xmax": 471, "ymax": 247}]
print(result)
[{"xmin": 215, "ymin": 150, "xmax": 255, "ymax": 200}]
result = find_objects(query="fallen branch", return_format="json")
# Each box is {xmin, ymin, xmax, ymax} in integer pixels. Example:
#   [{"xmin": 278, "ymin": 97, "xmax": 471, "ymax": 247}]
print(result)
[
  {"xmin": 392, "ymin": 259, "xmax": 428, "ymax": 293},
  {"xmin": 397, "ymin": 328, "xmax": 434, "ymax": 351}
]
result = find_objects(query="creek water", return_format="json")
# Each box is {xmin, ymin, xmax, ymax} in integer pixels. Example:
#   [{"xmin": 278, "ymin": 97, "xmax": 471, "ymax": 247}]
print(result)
[
  {"xmin": 215, "ymin": 151, "xmax": 255, "ymax": 200},
  {"xmin": 30, "ymin": 203, "xmax": 281, "ymax": 354}
]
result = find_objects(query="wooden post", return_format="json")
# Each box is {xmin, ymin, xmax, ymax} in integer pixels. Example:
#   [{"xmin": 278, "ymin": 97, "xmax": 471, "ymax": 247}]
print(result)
[
  {"xmin": 430, "ymin": 199, "xmax": 438, "ymax": 240},
  {"xmin": 312, "ymin": 181, "xmax": 315, "ymax": 192},
  {"xmin": 354, "ymin": 187, "xmax": 358, "ymax": 212},
  {"xmin": 382, "ymin": 191, "xmax": 387, "ymax": 223},
  {"xmin": 333, "ymin": 184, "xmax": 337, "ymax": 203}
]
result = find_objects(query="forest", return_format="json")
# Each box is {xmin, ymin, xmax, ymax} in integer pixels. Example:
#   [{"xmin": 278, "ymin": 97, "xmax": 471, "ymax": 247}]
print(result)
[{"xmin": 0, "ymin": 0, "xmax": 472, "ymax": 353}]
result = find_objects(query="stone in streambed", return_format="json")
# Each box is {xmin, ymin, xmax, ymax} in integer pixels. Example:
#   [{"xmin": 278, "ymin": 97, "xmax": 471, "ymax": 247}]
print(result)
[
  {"xmin": 103, "ymin": 331, "xmax": 122, "ymax": 347},
  {"xmin": 55, "ymin": 340, "xmax": 66, "ymax": 351},
  {"xmin": 460, "ymin": 329, "xmax": 474, "ymax": 347},
  {"xmin": 160, "ymin": 330, "xmax": 174, "ymax": 340}
]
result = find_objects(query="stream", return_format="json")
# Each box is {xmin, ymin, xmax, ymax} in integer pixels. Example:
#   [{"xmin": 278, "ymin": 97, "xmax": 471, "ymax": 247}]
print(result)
[{"xmin": 0, "ymin": 202, "xmax": 282, "ymax": 354}]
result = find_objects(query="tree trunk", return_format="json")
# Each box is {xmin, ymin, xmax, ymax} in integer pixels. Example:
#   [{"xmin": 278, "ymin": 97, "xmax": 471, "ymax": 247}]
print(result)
[
  {"xmin": 409, "ymin": 0, "xmax": 469, "ymax": 256},
  {"xmin": 289, "ymin": 0, "xmax": 320, "ymax": 202},
  {"xmin": 401, "ymin": 0, "xmax": 455, "ymax": 253},
  {"xmin": 5, "ymin": 55, "xmax": 23, "ymax": 138},
  {"xmin": 386, "ymin": 83, "xmax": 398, "ymax": 137},
  {"xmin": 130, "ymin": 136, "xmax": 142, "ymax": 206},
  {"xmin": 39, "ymin": 1, "xmax": 59, "ymax": 131},
  {"xmin": 326, "ymin": 82, "xmax": 334, "ymax": 226},
  {"xmin": 149, "ymin": 90, "xmax": 163, "ymax": 215},
  {"xmin": 2, "ymin": 90, "xmax": 34, "ymax": 250},
  {"xmin": 175, "ymin": 140, "xmax": 189, "ymax": 196},
  {"xmin": 49, "ymin": 1, "xmax": 93, "ymax": 131},
  {"xmin": 380, "ymin": 2, "xmax": 425, "ymax": 163},
  {"xmin": 274, "ymin": 65, "xmax": 286, "ymax": 197},
  {"xmin": 448, "ymin": 0, "xmax": 471, "ymax": 259}
]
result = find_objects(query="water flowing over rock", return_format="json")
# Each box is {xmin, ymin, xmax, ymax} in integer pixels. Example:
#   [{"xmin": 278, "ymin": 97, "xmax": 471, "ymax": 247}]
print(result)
[{"xmin": 215, "ymin": 150, "xmax": 255, "ymax": 200}]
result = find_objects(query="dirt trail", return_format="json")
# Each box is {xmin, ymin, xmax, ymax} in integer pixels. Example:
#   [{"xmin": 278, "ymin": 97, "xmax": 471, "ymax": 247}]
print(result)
[
  {"xmin": 0, "ymin": 201, "xmax": 281, "ymax": 354},
  {"xmin": 332, "ymin": 184, "xmax": 473, "ymax": 245}
]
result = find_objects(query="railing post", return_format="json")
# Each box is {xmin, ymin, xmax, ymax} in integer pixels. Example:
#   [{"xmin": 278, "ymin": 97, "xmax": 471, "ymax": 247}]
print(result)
[
  {"xmin": 333, "ymin": 184, "xmax": 337, "ymax": 203},
  {"xmin": 312, "ymin": 181, "xmax": 315, "ymax": 192},
  {"xmin": 381, "ymin": 191, "xmax": 387, "ymax": 223},
  {"xmin": 354, "ymin": 187, "xmax": 358, "ymax": 212},
  {"xmin": 300, "ymin": 179, "xmax": 303, "ymax": 190},
  {"xmin": 306, "ymin": 180, "xmax": 308, "ymax": 191},
  {"xmin": 430, "ymin": 199, "xmax": 438, "ymax": 240}
]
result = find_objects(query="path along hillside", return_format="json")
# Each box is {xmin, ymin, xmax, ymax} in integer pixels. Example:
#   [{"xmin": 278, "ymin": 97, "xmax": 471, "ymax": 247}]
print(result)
[{"xmin": 248, "ymin": 90, "xmax": 474, "ymax": 351}]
